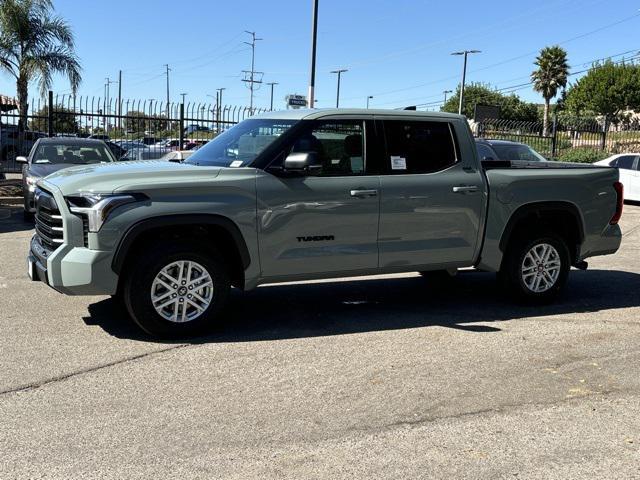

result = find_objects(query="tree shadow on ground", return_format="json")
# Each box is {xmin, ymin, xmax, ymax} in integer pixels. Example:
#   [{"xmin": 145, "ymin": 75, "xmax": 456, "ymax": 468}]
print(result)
[{"xmin": 84, "ymin": 268, "xmax": 640, "ymax": 343}]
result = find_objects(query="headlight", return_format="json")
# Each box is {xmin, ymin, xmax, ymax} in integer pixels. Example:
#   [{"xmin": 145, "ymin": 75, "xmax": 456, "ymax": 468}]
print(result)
[
  {"xmin": 25, "ymin": 176, "xmax": 38, "ymax": 191},
  {"xmin": 66, "ymin": 193, "xmax": 147, "ymax": 232}
]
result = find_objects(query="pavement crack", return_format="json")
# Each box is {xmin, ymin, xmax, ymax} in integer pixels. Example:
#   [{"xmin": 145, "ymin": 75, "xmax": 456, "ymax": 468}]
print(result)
[{"xmin": 0, "ymin": 344, "xmax": 189, "ymax": 396}]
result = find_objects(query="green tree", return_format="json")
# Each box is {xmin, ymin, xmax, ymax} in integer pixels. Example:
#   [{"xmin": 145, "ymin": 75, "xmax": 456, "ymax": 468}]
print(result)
[
  {"xmin": 565, "ymin": 59, "xmax": 640, "ymax": 122},
  {"xmin": 0, "ymin": 0, "xmax": 81, "ymax": 130},
  {"xmin": 441, "ymin": 83, "xmax": 539, "ymax": 122},
  {"xmin": 531, "ymin": 45, "xmax": 569, "ymax": 136},
  {"xmin": 29, "ymin": 104, "xmax": 78, "ymax": 132},
  {"xmin": 125, "ymin": 110, "xmax": 168, "ymax": 133}
]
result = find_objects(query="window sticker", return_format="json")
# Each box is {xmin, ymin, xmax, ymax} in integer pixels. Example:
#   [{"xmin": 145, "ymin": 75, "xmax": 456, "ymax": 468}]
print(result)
[
  {"xmin": 230, "ymin": 160, "xmax": 243, "ymax": 167},
  {"xmin": 390, "ymin": 155, "xmax": 407, "ymax": 170}
]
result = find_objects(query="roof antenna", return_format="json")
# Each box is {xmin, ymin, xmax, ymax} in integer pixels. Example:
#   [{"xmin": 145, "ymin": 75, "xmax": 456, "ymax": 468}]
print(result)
[{"xmin": 403, "ymin": 106, "xmax": 417, "ymax": 110}]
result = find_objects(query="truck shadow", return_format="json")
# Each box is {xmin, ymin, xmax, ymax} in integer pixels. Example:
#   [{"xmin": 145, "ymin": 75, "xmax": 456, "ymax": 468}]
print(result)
[{"xmin": 85, "ymin": 269, "xmax": 640, "ymax": 343}]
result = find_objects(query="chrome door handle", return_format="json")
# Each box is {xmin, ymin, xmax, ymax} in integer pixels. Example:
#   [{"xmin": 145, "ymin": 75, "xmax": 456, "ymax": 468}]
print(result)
[
  {"xmin": 350, "ymin": 189, "xmax": 378, "ymax": 198},
  {"xmin": 452, "ymin": 185, "xmax": 479, "ymax": 194}
]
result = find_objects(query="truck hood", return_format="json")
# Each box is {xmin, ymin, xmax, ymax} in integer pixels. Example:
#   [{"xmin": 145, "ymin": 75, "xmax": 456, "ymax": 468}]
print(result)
[{"xmin": 40, "ymin": 160, "xmax": 223, "ymax": 195}]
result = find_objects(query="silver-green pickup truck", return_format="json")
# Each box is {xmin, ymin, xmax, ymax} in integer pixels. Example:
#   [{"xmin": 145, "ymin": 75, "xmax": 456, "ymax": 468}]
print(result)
[{"xmin": 28, "ymin": 109, "xmax": 624, "ymax": 337}]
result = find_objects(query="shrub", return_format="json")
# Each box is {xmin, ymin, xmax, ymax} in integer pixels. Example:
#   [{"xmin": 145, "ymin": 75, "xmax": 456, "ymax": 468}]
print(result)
[{"xmin": 556, "ymin": 147, "xmax": 609, "ymax": 164}]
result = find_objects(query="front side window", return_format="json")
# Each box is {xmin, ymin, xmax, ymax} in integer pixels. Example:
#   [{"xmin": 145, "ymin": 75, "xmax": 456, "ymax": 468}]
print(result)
[
  {"xmin": 382, "ymin": 120, "xmax": 457, "ymax": 174},
  {"xmin": 286, "ymin": 120, "xmax": 365, "ymax": 176},
  {"xmin": 186, "ymin": 119, "xmax": 295, "ymax": 167}
]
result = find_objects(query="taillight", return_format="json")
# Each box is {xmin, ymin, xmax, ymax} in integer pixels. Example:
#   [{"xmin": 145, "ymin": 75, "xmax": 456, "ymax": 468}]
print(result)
[{"xmin": 610, "ymin": 181, "xmax": 624, "ymax": 225}]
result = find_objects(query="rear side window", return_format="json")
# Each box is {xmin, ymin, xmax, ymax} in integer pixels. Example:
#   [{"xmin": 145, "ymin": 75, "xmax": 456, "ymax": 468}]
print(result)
[
  {"xmin": 613, "ymin": 155, "xmax": 636, "ymax": 170},
  {"xmin": 382, "ymin": 120, "xmax": 457, "ymax": 174}
]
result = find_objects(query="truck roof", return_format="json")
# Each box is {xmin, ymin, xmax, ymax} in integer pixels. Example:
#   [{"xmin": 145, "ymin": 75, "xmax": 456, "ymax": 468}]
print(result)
[{"xmin": 252, "ymin": 108, "xmax": 466, "ymax": 121}]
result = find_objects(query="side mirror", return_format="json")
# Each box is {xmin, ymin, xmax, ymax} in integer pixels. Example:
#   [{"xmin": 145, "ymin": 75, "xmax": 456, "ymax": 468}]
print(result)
[
  {"xmin": 283, "ymin": 152, "xmax": 322, "ymax": 175},
  {"xmin": 16, "ymin": 156, "xmax": 28, "ymax": 164}
]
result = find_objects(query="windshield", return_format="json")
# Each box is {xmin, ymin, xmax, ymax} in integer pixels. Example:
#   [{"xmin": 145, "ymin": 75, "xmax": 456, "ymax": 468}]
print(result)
[
  {"xmin": 185, "ymin": 119, "xmax": 296, "ymax": 167},
  {"xmin": 492, "ymin": 144, "xmax": 547, "ymax": 162},
  {"xmin": 32, "ymin": 143, "xmax": 116, "ymax": 165}
]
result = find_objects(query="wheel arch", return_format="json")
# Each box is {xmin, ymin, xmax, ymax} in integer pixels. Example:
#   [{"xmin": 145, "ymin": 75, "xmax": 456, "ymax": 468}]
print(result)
[
  {"xmin": 499, "ymin": 201, "xmax": 585, "ymax": 264},
  {"xmin": 112, "ymin": 214, "xmax": 251, "ymax": 288}
]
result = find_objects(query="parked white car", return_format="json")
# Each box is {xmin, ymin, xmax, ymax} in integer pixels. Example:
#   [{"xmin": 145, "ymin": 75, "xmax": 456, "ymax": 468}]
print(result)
[{"xmin": 594, "ymin": 154, "xmax": 640, "ymax": 202}]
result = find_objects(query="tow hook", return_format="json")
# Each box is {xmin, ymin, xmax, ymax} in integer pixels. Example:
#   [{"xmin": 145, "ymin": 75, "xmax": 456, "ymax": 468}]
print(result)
[{"xmin": 574, "ymin": 261, "xmax": 588, "ymax": 270}]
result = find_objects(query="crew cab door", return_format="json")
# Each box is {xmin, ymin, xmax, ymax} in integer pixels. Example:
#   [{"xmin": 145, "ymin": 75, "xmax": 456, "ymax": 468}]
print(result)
[
  {"xmin": 256, "ymin": 119, "xmax": 380, "ymax": 278},
  {"xmin": 377, "ymin": 117, "xmax": 487, "ymax": 269}
]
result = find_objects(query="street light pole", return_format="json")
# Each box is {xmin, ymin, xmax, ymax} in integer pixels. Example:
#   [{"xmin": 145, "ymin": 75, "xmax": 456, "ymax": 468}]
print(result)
[
  {"xmin": 443, "ymin": 89, "xmax": 453, "ymax": 105},
  {"xmin": 104, "ymin": 77, "xmax": 117, "ymax": 133},
  {"xmin": 216, "ymin": 87, "xmax": 225, "ymax": 132},
  {"xmin": 451, "ymin": 50, "xmax": 480, "ymax": 115},
  {"xmin": 308, "ymin": 0, "xmax": 319, "ymax": 108},
  {"xmin": 366, "ymin": 95, "xmax": 373, "ymax": 109},
  {"xmin": 266, "ymin": 82, "xmax": 278, "ymax": 111},
  {"xmin": 330, "ymin": 69, "xmax": 347, "ymax": 108}
]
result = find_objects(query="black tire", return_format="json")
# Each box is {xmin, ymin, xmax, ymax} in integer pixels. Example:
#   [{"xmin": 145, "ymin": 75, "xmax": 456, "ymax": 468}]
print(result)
[
  {"xmin": 122, "ymin": 240, "xmax": 230, "ymax": 338},
  {"xmin": 499, "ymin": 233, "xmax": 570, "ymax": 303},
  {"xmin": 23, "ymin": 210, "xmax": 34, "ymax": 221}
]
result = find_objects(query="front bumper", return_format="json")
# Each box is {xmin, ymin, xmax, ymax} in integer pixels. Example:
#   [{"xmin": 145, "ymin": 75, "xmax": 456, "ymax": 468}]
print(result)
[{"xmin": 29, "ymin": 234, "xmax": 118, "ymax": 295}]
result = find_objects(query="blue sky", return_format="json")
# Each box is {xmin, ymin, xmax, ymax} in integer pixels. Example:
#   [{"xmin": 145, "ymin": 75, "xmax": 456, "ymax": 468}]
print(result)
[{"xmin": 1, "ymin": 0, "xmax": 639, "ymax": 110}]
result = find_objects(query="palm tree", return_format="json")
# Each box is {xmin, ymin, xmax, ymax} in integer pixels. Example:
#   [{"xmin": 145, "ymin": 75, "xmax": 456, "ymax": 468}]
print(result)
[
  {"xmin": 531, "ymin": 45, "xmax": 569, "ymax": 136},
  {"xmin": 0, "ymin": 0, "xmax": 81, "ymax": 130}
]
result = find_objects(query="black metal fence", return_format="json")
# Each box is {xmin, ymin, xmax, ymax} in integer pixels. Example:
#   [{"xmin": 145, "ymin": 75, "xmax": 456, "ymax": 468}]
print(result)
[
  {"xmin": 474, "ymin": 115, "xmax": 640, "ymax": 159},
  {"xmin": 0, "ymin": 90, "xmax": 268, "ymax": 172}
]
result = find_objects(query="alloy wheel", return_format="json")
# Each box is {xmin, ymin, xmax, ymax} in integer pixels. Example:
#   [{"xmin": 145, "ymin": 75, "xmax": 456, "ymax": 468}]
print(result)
[
  {"xmin": 521, "ymin": 243, "xmax": 561, "ymax": 293},
  {"xmin": 150, "ymin": 260, "xmax": 214, "ymax": 323}
]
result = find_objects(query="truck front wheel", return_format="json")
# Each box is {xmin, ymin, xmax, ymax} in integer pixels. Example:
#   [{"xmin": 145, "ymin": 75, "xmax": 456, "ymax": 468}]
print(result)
[
  {"xmin": 122, "ymin": 241, "xmax": 230, "ymax": 337},
  {"xmin": 499, "ymin": 233, "xmax": 570, "ymax": 303}
]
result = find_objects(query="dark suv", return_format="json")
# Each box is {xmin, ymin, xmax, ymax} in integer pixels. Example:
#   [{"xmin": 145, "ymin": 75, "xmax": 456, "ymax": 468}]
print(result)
[{"xmin": 475, "ymin": 139, "xmax": 547, "ymax": 162}]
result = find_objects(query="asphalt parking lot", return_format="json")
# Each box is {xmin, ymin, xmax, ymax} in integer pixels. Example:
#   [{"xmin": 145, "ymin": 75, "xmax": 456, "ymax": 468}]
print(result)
[{"xmin": 1, "ymin": 204, "xmax": 639, "ymax": 479}]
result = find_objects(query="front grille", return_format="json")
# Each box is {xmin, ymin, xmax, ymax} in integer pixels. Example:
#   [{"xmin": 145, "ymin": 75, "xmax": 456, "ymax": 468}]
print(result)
[{"xmin": 34, "ymin": 188, "xmax": 64, "ymax": 250}]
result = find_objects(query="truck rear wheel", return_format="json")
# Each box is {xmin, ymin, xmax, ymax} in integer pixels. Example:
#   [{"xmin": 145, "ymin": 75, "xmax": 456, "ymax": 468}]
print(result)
[
  {"xmin": 122, "ymin": 241, "xmax": 230, "ymax": 337},
  {"xmin": 499, "ymin": 233, "xmax": 570, "ymax": 303}
]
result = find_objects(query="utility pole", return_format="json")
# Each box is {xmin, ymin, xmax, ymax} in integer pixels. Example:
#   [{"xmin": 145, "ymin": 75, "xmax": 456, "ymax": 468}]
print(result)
[
  {"xmin": 451, "ymin": 50, "xmax": 481, "ymax": 115},
  {"xmin": 366, "ymin": 95, "xmax": 373, "ymax": 109},
  {"xmin": 330, "ymin": 69, "xmax": 347, "ymax": 108},
  {"xmin": 104, "ymin": 77, "xmax": 117, "ymax": 132},
  {"xmin": 266, "ymin": 82, "xmax": 278, "ymax": 111},
  {"xmin": 117, "ymin": 70, "xmax": 122, "ymax": 129},
  {"xmin": 443, "ymin": 89, "xmax": 453, "ymax": 105},
  {"xmin": 216, "ymin": 87, "xmax": 225, "ymax": 131},
  {"xmin": 308, "ymin": 0, "xmax": 319, "ymax": 108},
  {"xmin": 242, "ymin": 31, "xmax": 263, "ymax": 112},
  {"xmin": 164, "ymin": 64, "xmax": 171, "ymax": 117}
]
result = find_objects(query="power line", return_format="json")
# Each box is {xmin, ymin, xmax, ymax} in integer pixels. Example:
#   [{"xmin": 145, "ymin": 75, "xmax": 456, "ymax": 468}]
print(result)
[
  {"xmin": 342, "ymin": 11, "xmax": 640, "ymax": 102},
  {"xmin": 241, "ymin": 31, "xmax": 263, "ymax": 112},
  {"xmin": 331, "ymin": 0, "xmax": 581, "ymax": 71},
  {"xmin": 378, "ymin": 47, "xmax": 640, "ymax": 109}
]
